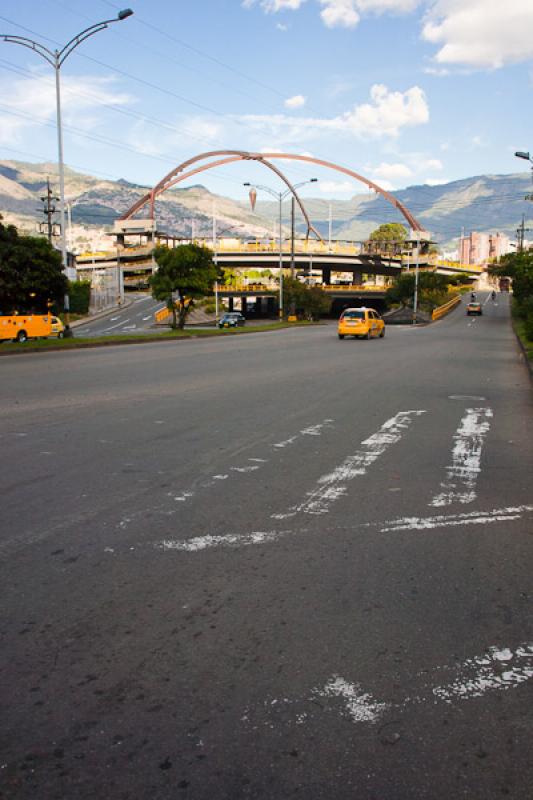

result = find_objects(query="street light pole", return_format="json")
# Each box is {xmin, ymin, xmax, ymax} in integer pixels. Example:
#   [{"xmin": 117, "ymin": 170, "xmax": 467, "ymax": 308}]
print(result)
[
  {"xmin": 2, "ymin": 9, "xmax": 134, "ymax": 331},
  {"xmin": 412, "ymin": 233, "xmax": 420, "ymax": 325},
  {"xmin": 245, "ymin": 178, "xmax": 317, "ymax": 321}
]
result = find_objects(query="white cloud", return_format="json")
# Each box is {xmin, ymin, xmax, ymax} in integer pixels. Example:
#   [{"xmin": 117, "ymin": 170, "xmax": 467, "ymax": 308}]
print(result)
[
  {"xmin": 276, "ymin": 22, "xmax": 289, "ymax": 29},
  {"xmin": 372, "ymin": 161, "xmax": 413, "ymax": 180},
  {"xmin": 242, "ymin": 0, "xmax": 307, "ymax": 10},
  {"xmin": 420, "ymin": 157, "xmax": 443, "ymax": 170},
  {"xmin": 355, "ymin": 0, "xmax": 420, "ymax": 10},
  {"xmin": 319, "ymin": 180, "xmax": 358, "ymax": 192},
  {"xmin": 241, "ymin": 84, "xmax": 429, "ymax": 146},
  {"xmin": 320, "ymin": 1, "xmax": 360, "ymax": 27},
  {"xmin": 0, "ymin": 71, "xmax": 132, "ymax": 145},
  {"xmin": 422, "ymin": 0, "xmax": 533, "ymax": 68},
  {"xmin": 284, "ymin": 94, "xmax": 307, "ymax": 108},
  {"xmin": 423, "ymin": 66, "xmax": 451, "ymax": 76},
  {"xmin": 342, "ymin": 84, "xmax": 429, "ymax": 136},
  {"xmin": 374, "ymin": 178, "xmax": 394, "ymax": 191},
  {"xmin": 246, "ymin": 0, "xmax": 422, "ymax": 28},
  {"xmin": 424, "ymin": 177, "xmax": 449, "ymax": 185}
]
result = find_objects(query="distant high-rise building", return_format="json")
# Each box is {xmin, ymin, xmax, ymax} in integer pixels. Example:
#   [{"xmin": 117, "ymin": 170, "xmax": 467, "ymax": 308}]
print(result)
[{"xmin": 459, "ymin": 231, "xmax": 512, "ymax": 264}]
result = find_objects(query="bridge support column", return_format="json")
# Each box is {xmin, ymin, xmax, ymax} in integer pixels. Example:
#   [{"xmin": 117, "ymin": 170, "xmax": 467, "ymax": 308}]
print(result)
[
  {"xmin": 322, "ymin": 268, "xmax": 331, "ymax": 285},
  {"xmin": 229, "ymin": 297, "xmax": 234, "ymax": 312},
  {"xmin": 267, "ymin": 297, "xmax": 275, "ymax": 317},
  {"xmin": 352, "ymin": 270, "xmax": 362, "ymax": 285}
]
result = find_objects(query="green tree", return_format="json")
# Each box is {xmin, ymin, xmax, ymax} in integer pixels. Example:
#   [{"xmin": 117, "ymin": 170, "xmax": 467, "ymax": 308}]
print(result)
[
  {"xmin": 385, "ymin": 272, "xmax": 452, "ymax": 312},
  {"xmin": 282, "ymin": 277, "xmax": 331, "ymax": 320},
  {"xmin": 369, "ymin": 223, "xmax": 408, "ymax": 255},
  {"xmin": 489, "ymin": 251, "xmax": 533, "ymax": 308},
  {"xmin": 150, "ymin": 244, "xmax": 220, "ymax": 329},
  {"xmin": 489, "ymin": 251, "xmax": 533, "ymax": 338},
  {"xmin": 0, "ymin": 216, "xmax": 67, "ymax": 313}
]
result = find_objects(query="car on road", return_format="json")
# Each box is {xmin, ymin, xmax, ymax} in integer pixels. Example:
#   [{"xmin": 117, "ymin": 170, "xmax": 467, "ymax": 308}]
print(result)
[
  {"xmin": 0, "ymin": 313, "xmax": 64, "ymax": 343},
  {"xmin": 218, "ymin": 312, "xmax": 246, "ymax": 329},
  {"xmin": 338, "ymin": 307, "xmax": 385, "ymax": 340},
  {"xmin": 466, "ymin": 302, "xmax": 482, "ymax": 316},
  {"xmin": 50, "ymin": 316, "xmax": 65, "ymax": 337}
]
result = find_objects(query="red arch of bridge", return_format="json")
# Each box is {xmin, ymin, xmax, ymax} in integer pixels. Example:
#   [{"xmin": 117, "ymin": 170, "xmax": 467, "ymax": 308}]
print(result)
[{"xmin": 119, "ymin": 150, "xmax": 423, "ymax": 234}]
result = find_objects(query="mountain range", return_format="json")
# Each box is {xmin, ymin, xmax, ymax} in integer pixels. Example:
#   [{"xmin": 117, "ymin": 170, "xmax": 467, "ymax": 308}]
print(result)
[{"xmin": 0, "ymin": 159, "xmax": 531, "ymax": 251}]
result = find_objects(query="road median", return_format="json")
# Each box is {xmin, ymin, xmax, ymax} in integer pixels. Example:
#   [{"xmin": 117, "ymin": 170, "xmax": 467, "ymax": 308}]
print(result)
[{"xmin": 0, "ymin": 321, "xmax": 318, "ymax": 356}]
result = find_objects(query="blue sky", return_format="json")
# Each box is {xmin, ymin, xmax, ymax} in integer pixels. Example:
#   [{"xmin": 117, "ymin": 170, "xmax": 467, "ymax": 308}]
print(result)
[{"xmin": 0, "ymin": 0, "xmax": 532, "ymax": 201}]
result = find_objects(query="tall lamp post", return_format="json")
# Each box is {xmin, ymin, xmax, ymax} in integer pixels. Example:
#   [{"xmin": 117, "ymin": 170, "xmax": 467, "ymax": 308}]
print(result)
[
  {"xmin": 244, "ymin": 179, "xmax": 317, "ymax": 320},
  {"xmin": 1, "ymin": 8, "xmax": 134, "ymax": 333}
]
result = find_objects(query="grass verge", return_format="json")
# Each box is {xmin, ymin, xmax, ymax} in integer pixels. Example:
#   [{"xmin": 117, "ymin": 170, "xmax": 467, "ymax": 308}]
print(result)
[{"xmin": 0, "ymin": 321, "xmax": 316, "ymax": 355}]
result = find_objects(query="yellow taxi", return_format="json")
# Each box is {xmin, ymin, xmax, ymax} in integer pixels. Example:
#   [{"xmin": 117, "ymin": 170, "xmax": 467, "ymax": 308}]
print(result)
[
  {"xmin": 338, "ymin": 307, "xmax": 385, "ymax": 340},
  {"xmin": 50, "ymin": 316, "xmax": 65, "ymax": 338}
]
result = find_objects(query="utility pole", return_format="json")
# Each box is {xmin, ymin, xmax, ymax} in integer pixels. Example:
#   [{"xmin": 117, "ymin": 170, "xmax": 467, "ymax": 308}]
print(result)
[
  {"xmin": 516, "ymin": 215, "xmax": 531, "ymax": 252},
  {"xmin": 290, "ymin": 196, "xmax": 296, "ymax": 279},
  {"xmin": 38, "ymin": 178, "xmax": 59, "ymax": 243}
]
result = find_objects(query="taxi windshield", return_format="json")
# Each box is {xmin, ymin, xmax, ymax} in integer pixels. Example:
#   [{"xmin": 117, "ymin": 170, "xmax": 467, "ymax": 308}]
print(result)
[{"xmin": 342, "ymin": 310, "xmax": 365, "ymax": 319}]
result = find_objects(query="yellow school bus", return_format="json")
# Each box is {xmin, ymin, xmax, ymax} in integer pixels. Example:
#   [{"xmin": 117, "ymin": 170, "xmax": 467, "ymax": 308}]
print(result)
[{"xmin": 0, "ymin": 313, "xmax": 64, "ymax": 343}]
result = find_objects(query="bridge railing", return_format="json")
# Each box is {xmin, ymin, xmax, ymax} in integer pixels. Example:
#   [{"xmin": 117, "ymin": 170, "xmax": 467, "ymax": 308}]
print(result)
[{"xmin": 431, "ymin": 294, "xmax": 462, "ymax": 321}]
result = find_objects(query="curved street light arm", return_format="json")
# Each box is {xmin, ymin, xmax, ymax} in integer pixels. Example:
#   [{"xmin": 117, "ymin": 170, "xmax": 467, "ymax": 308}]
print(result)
[
  {"xmin": 58, "ymin": 24, "xmax": 110, "ymax": 65},
  {"xmin": 246, "ymin": 183, "xmax": 280, "ymax": 201},
  {"xmin": 1, "ymin": 35, "xmax": 56, "ymax": 67}
]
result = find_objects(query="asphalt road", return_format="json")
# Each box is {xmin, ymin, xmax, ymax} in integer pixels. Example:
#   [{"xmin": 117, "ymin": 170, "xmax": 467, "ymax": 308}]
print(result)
[
  {"xmin": 1, "ymin": 292, "xmax": 532, "ymax": 800},
  {"xmin": 73, "ymin": 294, "xmax": 164, "ymax": 337}
]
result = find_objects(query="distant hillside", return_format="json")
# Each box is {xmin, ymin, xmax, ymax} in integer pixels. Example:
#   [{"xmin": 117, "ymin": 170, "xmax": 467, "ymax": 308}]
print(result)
[
  {"xmin": 0, "ymin": 160, "xmax": 271, "ymax": 248},
  {"xmin": 0, "ymin": 159, "xmax": 531, "ymax": 250},
  {"xmin": 257, "ymin": 173, "xmax": 532, "ymax": 245}
]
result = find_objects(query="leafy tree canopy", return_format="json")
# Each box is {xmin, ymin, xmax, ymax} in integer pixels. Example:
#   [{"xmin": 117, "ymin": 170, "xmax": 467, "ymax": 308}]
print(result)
[
  {"xmin": 150, "ymin": 243, "xmax": 220, "ymax": 328},
  {"xmin": 282, "ymin": 277, "xmax": 331, "ymax": 320},
  {"xmin": 488, "ymin": 251, "xmax": 533, "ymax": 306},
  {"xmin": 385, "ymin": 271, "xmax": 452, "ymax": 311},
  {"xmin": 369, "ymin": 223, "xmax": 408, "ymax": 243},
  {"xmin": 0, "ymin": 216, "xmax": 67, "ymax": 314}
]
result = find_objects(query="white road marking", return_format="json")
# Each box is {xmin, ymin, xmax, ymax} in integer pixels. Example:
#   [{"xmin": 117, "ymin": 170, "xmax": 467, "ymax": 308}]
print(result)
[
  {"xmin": 432, "ymin": 644, "xmax": 533, "ymax": 703},
  {"xmin": 174, "ymin": 492, "xmax": 194, "ymax": 502},
  {"xmin": 142, "ymin": 316, "xmax": 152, "ymax": 321},
  {"xmin": 157, "ymin": 530, "xmax": 292, "ymax": 552},
  {"xmin": 102, "ymin": 318, "xmax": 131, "ymax": 332},
  {"xmin": 122, "ymin": 325, "xmax": 137, "ymax": 330},
  {"xmin": 273, "ymin": 435, "xmax": 298, "ymax": 449},
  {"xmin": 274, "ymin": 410, "xmax": 425, "ymax": 519},
  {"xmin": 162, "ymin": 418, "xmax": 336, "ymax": 509},
  {"xmin": 316, "ymin": 677, "xmax": 388, "ymax": 723},
  {"xmin": 379, "ymin": 505, "xmax": 533, "ymax": 532},
  {"xmin": 272, "ymin": 418, "xmax": 334, "ymax": 449},
  {"xmin": 252, "ymin": 642, "xmax": 533, "ymax": 731},
  {"xmin": 154, "ymin": 503, "xmax": 533, "ymax": 555},
  {"xmin": 430, "ymin": 407, "xmax": 493, "ymax": 507}
]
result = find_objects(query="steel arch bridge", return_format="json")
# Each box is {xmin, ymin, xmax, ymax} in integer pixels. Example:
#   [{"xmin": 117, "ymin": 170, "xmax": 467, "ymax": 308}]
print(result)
[{"xmin": 119, "ymin": 150, "xmax": 423, "ymax": 236}]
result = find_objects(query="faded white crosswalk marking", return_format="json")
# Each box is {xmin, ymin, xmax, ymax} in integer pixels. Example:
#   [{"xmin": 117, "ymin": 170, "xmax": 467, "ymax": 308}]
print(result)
[{"xmin": 430, "ymin": 407, "xmax": 493, "ymax": 507}]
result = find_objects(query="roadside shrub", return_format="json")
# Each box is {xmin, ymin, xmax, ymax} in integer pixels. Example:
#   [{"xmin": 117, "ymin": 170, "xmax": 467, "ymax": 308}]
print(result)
[
  {"xmin": 524, "ymin": 312, "xmax": 533, "ymax": 342},
  {"xmin": 67, "ymin": 280, "xmax": 91, "ymax": 314}
]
